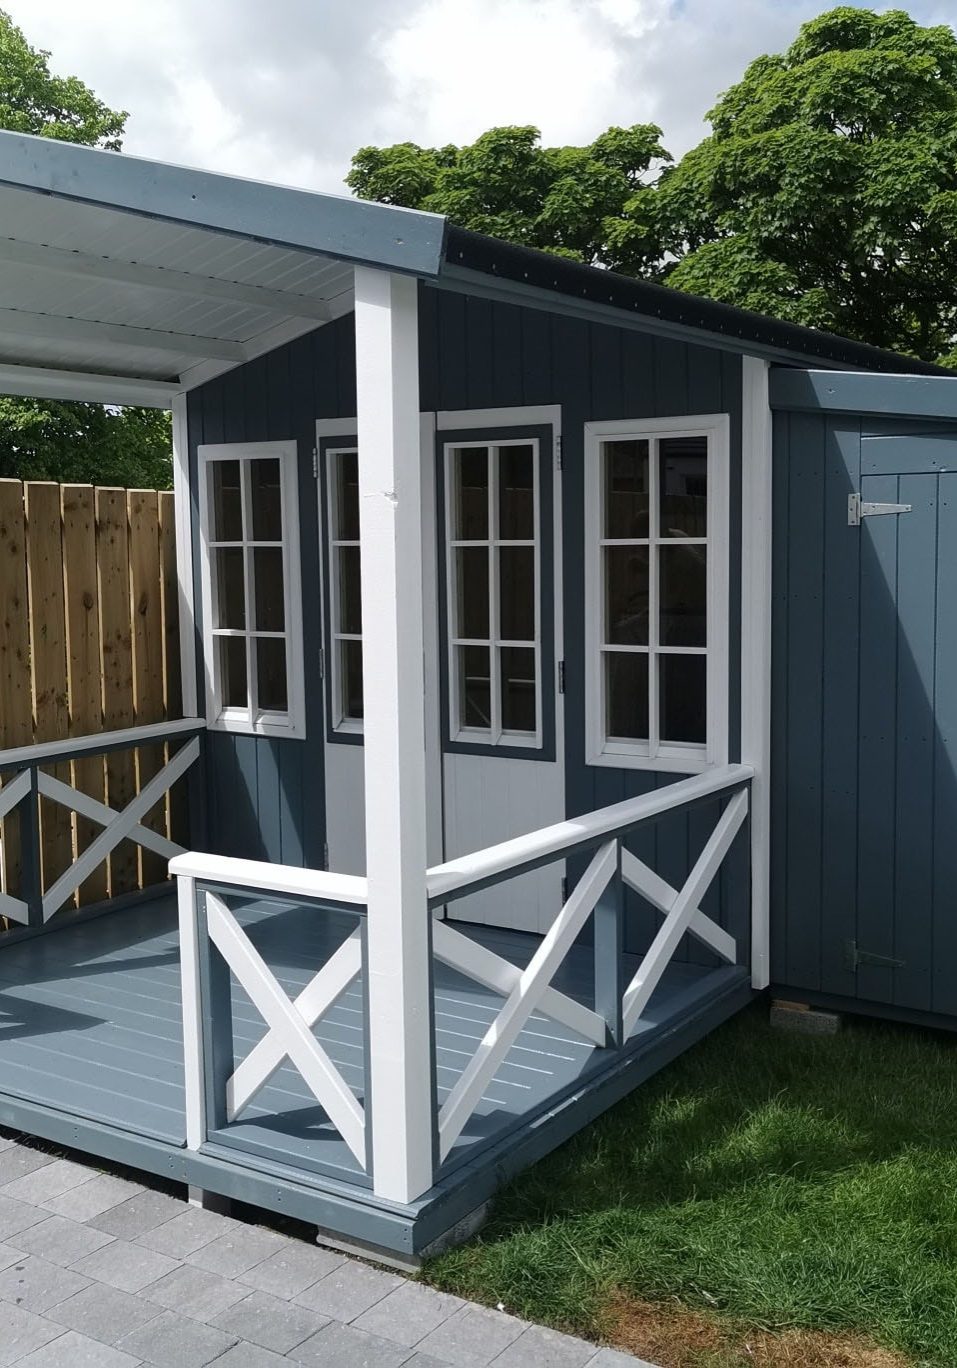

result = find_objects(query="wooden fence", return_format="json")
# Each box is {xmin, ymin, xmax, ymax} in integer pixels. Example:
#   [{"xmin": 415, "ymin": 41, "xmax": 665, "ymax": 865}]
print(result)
[{"xmin": 0, "ymin": 480, "xmax": 184, "ymax": 910}]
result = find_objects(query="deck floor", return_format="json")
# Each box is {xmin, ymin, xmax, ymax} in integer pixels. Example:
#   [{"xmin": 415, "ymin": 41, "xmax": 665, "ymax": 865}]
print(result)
[{"xmin": 0, "ymin": 895, "xmax": 745, "ymax": 1188}]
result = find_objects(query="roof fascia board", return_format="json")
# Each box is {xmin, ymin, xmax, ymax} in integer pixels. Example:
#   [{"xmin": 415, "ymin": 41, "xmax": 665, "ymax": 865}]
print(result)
[
  {"xmin": 435, "ymin": 265, "xmax": 859, "ymax": 372},
  {"xmin": 0, "ymin": 362, "xmax": 176, "ymax": 407},
  {"xmin": 0, "ymin": 132, "xmax": 446, "ymax": 276},
  {"xmin": 770, "ymin": 367, "xmax": 957, "ymax": 419}
]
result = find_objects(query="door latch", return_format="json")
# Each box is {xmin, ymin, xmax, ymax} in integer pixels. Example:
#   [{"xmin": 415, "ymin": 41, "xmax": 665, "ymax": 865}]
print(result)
[{"xmin": 848, "ymin": 492, "xmax": 912, "ymax": 526}]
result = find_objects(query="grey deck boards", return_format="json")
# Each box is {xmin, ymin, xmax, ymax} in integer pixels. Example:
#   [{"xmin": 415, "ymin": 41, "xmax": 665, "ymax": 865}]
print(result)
[{"xmin": 0, "ymin": 895, "xmax": 744, "ymax": 1188}]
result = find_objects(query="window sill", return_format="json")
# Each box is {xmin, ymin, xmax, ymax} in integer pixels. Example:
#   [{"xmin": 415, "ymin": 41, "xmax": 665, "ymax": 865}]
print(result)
[
  {"xmin": 587, "ymin": 747, "xmax": 713, "ymax": 775},
  {"xmin": 208, "ymin": 714, "xmax": 306, "ymax": 741}
]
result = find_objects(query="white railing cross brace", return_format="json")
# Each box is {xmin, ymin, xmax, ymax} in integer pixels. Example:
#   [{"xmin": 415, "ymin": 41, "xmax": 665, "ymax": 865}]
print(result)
[
  {"xmin": 438, "ymin": 839, "xmax": 617, "ymax": 1161},
  {"xmin": 41, "ymin": 736, "xmax": 200, "ymax": 922},
  {"xmin": 204, "ymin": 893, "xmax": 366, "ymax": 1166},
  {"xmin": 621, "ymin": 788, "xmax": 749, "ymax": 1038},
  {"xmin": 227, "ymin": 929, "xmax": 362, "ymax": 1117},
  {"xmin": 0, "ymin": 769, "xmax": 34, "ymax": 924},
  {"xmin": 432, "ymin": 920, "xmax": 607, "ymax": 1047},
  {"xmin": 620, "ymin": 849, "xmax": 737, "ymax": 964},
  {"xmin": 37, "ymin": 771, "xmax": 183, "ymax": 861}
]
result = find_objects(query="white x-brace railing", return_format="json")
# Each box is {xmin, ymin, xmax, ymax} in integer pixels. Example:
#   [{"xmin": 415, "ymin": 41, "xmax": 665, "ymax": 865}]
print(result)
[
  {"xmin": 171, "ymin": 763, "xmax": 751, "ymax": 1197},
  {"xmin": 0, "ymin": 718, "xmax": 203, "ymax": 926}
]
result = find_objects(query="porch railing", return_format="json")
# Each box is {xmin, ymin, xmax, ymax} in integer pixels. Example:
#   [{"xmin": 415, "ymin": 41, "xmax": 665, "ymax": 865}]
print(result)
[
  {"xmin": 171, "ymin": 761, "xmax": 751, "ymax": 1201},
  {"xmin": 0, "ymin": 718, "xmax": 203, "ymax": 927}
]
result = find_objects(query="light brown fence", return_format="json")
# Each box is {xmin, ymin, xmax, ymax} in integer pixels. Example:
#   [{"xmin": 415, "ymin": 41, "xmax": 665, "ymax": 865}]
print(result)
[{"xmin": 0, "ymin": 480, "xmax": 184, "ymax": 909}]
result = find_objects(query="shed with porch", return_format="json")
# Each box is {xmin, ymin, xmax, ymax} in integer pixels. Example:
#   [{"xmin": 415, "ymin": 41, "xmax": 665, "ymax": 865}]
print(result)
[{"xmin": 0, "ymin": 130, "xmax": 950, "ymax": 1264}]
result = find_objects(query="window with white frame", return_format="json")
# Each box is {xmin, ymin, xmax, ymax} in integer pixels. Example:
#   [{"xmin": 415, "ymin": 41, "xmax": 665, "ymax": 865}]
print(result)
[
  {"xmin": 199, "ymin": 440, "xmax": 305, "ymax": 737},
  {"xmin": 325, "ymin": 446, "xmax": 363, "ymax": 730},
  {"xmin": 445, "ymin": 439, "xmax": 542, "ymax": 747},
  {"xmin": 585, "ymin": 417, "xmax": 729, "ymax": 771}
]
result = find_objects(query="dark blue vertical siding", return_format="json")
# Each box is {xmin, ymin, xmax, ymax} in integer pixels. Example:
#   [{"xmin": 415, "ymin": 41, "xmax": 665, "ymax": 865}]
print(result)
[{"xmin": 187, "ymin": 288, "xmax": 749, "ymax": 965}]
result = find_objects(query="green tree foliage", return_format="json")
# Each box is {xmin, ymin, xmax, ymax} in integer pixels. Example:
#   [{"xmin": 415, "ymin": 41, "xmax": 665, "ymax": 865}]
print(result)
[
  {"xmin": 350, "ymin": 8, "xmax": 957, "ymax": 363},
  {"xmin": 0, "ymin": 10, "xmax": 172, "ymax": 485}
]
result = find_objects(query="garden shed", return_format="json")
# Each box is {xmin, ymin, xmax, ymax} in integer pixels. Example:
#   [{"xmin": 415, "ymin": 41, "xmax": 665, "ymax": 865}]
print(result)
[{"xmin": 0, "ymin": 129, "xmax": 952, "ymax": 1264}]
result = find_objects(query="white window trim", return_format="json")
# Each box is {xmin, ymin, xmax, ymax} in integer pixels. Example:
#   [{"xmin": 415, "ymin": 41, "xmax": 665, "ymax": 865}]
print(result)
[
  {"xmin": 197, "ymin": 439, "xmax": 306, "ymax": 739},
  {"xmin": 443, "ymin": 437, "xmax": 543, "ymax": 749},
  {"xmin": 584, "ymin": 413, "xmax": 730, "ymax": 774},
  {"xmin": 325, "ymin": 443, "xmax": 364, "ymax": 735}
]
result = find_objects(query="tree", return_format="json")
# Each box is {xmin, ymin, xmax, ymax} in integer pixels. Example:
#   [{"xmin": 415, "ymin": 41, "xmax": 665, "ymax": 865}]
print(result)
[
  {"xmin": 0, "ymin": 11, "xmax": 173, "ymax": 485},
  {"xmin": 349, "ymin": 8, "xmax": 957, "ymax": 363},
  {"xmin": 348, "ymin": 124, "xmax": 669, "ymax": 268}
]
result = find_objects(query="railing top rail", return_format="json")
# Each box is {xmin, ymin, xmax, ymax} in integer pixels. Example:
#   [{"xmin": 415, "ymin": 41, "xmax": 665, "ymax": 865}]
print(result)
[
  {"xmin": 169, "ymin": 850, "xmax": 369, "ymax": 908},
  {"xmin": 0, "ymin": 717, "xmax": 205, "ymax": 772},
  {"xmin": 426, "ymin": 763, "xmax": 754, "ymax": 905}
]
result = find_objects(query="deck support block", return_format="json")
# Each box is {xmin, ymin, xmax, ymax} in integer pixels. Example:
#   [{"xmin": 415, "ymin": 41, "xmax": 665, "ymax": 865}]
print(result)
[
  {"xmin": 355, "ymin": 267, "xmax": 434, "ymax": 1205},
  {"xmin": 770, "ymin": 1000, "xmax": 843, "ymax": 1035}
]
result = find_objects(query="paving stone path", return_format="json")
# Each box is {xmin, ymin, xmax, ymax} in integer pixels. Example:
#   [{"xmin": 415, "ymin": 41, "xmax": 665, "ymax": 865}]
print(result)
[{"xmin": 0, "ymin": 1133, "xmax": 656, "ymax": 1367}]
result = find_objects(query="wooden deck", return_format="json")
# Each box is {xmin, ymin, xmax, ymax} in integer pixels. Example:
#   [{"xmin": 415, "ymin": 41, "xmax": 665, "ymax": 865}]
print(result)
[{"xmin": 0, "ymin": 893, "xmax": 751, "ymax": 1256}]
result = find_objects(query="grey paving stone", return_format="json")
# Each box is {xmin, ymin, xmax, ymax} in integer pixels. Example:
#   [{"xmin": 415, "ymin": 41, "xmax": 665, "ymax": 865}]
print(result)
[
  {"xmin": 186, "ymin": 1224, "xmax": 286, "ymax": 1278},
  {"xmin": 293, "ymin": 1260, "xmax": 402, "ymax": 1322},
  {"xmin": 237, "ymin": 1242, "xmax": 344, "ymax": 1299},
  {"xmin": 44, "ymin": 1174, "xmax": 144, "ymax": 1222},
  {"xmin": 45, "ymin": 1282, "xmax": 161, "ymax": 1343},
  {"xmin": 0, "ymin": 1194, "xmax": 49, "ymax": 1242},
  {"xmin": 135, "ymin": 1206, "xmax": 236, "ymax": 1257},
  {"xmin": 208, "ymin": 1290, "xmax": 328, "ymax": 1354},
  {"xmin": 490, "ymin": 1324, "xmax": 599, "ymax": 1368},
  {"xmin": 14, "ymin": 1328, "xmax": 141, "ymax": 1368},
  {"xmin": 116, "ymin": 1308, "xmax": 237, "ymax": 1367},
  {"xmin": 14, "ymin": 1215, "xmax": 115, "ymax": 1267},
  {"xmin": 143, "ymin": 1261, "xmax": 249, "ymax": 1321},
  {"xmin": 404, "ymin": 1357, "xmax": 459, "ymax": 1368},
  {"xmin": 0, "ymin": 1136, "xmax": 18, "ymax": 1153},
  {"xmin": 0, "ymin": 1301, "xmax": 64, "ymax": 1366},
  {"xmin": 589, "ymin": 1348, "xmax": 657, "ymax": 1366},
  {"xmin": 0, "ymin": 1253, "xmax": 92, "ymax": 1313},
  {"xmin": 89, "ymin": 1190, "xmax": 186, "ymax": 1240},
  {"xmin": 70, "ymin": 1239, "xmax": 181, "ymax": 1295},
  {"xmin": 0, "ymin": 1148, "xmax": 54, "ymax": 1187},
  {"xmin": 291, "ymin": 1320, "xmax": 411, "ymax": 1367},
  {"xmin": 415, "ymin": 1302, "xmax": 526, "ymax": 1366},
  {"xmin": 0, "ymin": 1241, "xmax": 33, "ymax": 1275},
  {"xmin": 353, "ymin": 1280, "xmax": 465, "ymax": 1348},
  {"xmin": 207, "ymin": 1341, "xmax": 290, "ymax": 1368},
  {"xmin": 1, "ymin": 1158, "xmax": 95, "ymax": 1206}
]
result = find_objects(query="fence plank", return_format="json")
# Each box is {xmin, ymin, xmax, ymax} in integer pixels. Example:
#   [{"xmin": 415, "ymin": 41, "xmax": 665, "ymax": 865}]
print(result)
[
  {"xmin": 129, "ymin": 489, "xmax": 166, "ymax": 884},
  {"xmin": 159, "ymin": 489, "xmax": 187, "ymax": 848},
  {"xmin": 25, "ymin": 482, "xmax": 74, "ymax": 896},
  {"xmin": 0, "ymin": 480, "xmax": 33, "ymax": 901},
  {"xmin": 62, "ymin": 484, "xmax": 108, "ymax": 905},
  {"xmin": 96, "ymin": 487, "xmax": 137, "ymax": 896}
]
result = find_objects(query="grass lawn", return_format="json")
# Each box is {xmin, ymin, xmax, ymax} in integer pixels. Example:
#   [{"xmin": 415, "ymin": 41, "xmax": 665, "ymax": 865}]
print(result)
[{"xmin": 425, "ymin": 1002, "xmax": 957, "ymax": 1367}]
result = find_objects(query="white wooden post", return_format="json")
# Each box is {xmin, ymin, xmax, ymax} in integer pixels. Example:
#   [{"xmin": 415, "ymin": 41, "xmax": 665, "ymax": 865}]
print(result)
[
  {"xmin": 354, "ymin": 266, "xmax": 434, "ymax": 1204},
  {"xmin": 177, "ymin": 874, "xmax": 206, "ymax": 1151}
]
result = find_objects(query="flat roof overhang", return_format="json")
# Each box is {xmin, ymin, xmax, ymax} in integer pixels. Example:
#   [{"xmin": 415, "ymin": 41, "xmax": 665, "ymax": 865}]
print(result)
[{"xmin": 0, "ymin": 132, "xmax": 446, "ymax": 406}]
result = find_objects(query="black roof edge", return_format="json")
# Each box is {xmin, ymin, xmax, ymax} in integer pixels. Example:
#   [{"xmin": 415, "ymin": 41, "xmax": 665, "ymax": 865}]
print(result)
[{"xmin": 441, "ymin": 226, "xmax": 950, "ymax": 377}]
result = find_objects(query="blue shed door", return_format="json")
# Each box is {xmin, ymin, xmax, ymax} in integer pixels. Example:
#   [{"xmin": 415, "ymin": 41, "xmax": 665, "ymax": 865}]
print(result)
[{"xmin": 853, "ymin": 437, "xmax": 957, "ymax": 1014}]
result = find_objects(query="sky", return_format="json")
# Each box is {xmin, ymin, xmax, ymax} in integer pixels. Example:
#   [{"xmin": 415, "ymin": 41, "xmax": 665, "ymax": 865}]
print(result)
[{"xmin": 7, "ymin": 0, "xmax": 955, "ymax": 194}]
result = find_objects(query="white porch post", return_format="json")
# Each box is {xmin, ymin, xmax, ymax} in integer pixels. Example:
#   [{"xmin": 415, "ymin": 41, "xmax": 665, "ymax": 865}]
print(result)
[{"xmin": 354, "ymin": 266, "xmax": 434, "ymax": 1204}]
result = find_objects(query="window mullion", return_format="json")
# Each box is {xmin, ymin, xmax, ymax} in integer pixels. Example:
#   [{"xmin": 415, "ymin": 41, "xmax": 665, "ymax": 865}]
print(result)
[
  {"xmin": 649, "ymin": 439, "xmax": 660, "ymax": 758},
  {"xmin": 489, "ymin": 447, "xmax": 501, "ymax": 743},
  {"xmin": 241, "ymin": 459, "xmax": 257, "ymax": 723}
]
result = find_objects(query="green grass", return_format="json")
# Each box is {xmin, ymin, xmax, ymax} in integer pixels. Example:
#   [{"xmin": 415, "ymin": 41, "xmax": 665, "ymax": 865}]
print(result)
[{"xmin": 425, "ymin": 1004, "xmax": 957, "ymax": 1365}]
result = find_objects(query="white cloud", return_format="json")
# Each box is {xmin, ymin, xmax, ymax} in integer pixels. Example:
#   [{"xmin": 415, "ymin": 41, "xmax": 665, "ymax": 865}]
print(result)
[{"xmin": 3, "ymin": 0, "xmax": 953, "ymax": 193}]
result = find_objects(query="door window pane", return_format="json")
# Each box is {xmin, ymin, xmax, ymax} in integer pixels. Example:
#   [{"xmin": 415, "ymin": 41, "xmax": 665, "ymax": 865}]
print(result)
[
  {"xmin": 338, "ymin": 546, "xmax": 362, "ymax": 636},
  {"xmin": 253, "ymin": 547, "xmax": 285, "ymax": 632},
  {"xmin": 659, "ymin": 544, "xmax": 706, "ymax": 647},
  {"xmin": 215, "ymin": 549, "xmax": 246, "ymax": 629},
  {"xmin": 499, "ymin": 444, "xmax": 535, "ymax": 540},
  {"xmin": 336, "ymin": 450, "xmax": 360, "ymax": 540},
  {"xmin": 605, "ymin": 651, "xmax": 649, "ymax": 741},
  {"xmin": 340, "ymin": 639, "xmax": 363, "ymax": 720},
  {"xmin": 454, "ymin": 447, "xmax": 489, "ymax": 539},
  {"xmin": 212, "ymin": 461, "xmax": 243, "ymax": 541},
  {"xmin": 604, "ymin": 440, "xmax": 649, "ymax": 539},
  {"xmin": 499, "ymin": 546, "xmax": 535, "ymax": 641},
  {"xmin": 660, "ymin": 437, "xmax": 707, "ymax": 538},
  {"xmin": 250, "ymin": 459, "xmax": 283, "ymax": 540},
  {"xmin": 459, "ymin": 646, "xmax": 491, "ymax": 729},
  {"xmin": 219, "ymin": 636, "xmax": 247, "ymax": 708},
  {"xmin": 455, "ymin": 548, "xmax": 489, "ymax": 639},
  {"xmin": 604, "ymin": 547, "xmax": 649, "ymax": 645},
  {"xmin": 659, "ymin": 653, "xmax": 706, "ymax": 743},
  {"xmin": 256, "ymin": 637, "xmax": 288, "ymax": 712},
  {"xmin": 501, "ymin": 647, "xmax": 536, "ymax": 733}
]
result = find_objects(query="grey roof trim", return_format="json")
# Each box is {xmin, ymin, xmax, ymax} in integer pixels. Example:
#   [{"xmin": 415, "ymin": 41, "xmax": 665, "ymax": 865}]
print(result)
[
  {"xmin": 0, "ymin": 131, "xmax": 447, "ymax": 276},
  {"xmin": 770, "ymin": 367, "xmax": 957, "ymax": 419}
]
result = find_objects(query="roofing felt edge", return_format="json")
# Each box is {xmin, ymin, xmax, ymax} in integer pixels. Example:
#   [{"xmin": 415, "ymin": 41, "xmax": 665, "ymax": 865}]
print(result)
[{"xmin": 441, "ymin": 226, "xmax": 951, "ymax": 378}]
